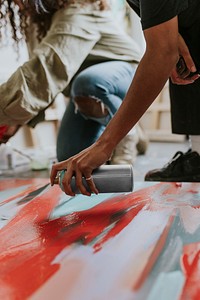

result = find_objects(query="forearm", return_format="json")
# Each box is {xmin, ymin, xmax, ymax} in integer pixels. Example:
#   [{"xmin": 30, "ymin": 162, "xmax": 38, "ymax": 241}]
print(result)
[
  {"xmin": 97, "ymin": 49, "xmax": 179, "ymax": 155},
  {"xmin": 97, "ymin": 16, "xmax": 180, "ymax": 155}
]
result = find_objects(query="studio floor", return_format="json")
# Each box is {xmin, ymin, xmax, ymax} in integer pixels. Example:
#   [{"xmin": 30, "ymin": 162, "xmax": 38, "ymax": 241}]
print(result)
[{"xmin": 0, "ymin": 139, "xmax": 190, "ymax": 184}]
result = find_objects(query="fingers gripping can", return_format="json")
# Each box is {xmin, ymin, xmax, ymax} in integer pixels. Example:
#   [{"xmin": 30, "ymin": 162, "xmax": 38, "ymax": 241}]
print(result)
[{"xmin": 54, "ymin": 164, "xmax": 134, "ymax": 194}]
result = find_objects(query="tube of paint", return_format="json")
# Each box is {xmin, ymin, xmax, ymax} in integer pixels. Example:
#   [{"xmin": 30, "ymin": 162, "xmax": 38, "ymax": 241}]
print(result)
[{"xmin": 54, "ymin": 164, "xmax": 134, "ymax": 193}]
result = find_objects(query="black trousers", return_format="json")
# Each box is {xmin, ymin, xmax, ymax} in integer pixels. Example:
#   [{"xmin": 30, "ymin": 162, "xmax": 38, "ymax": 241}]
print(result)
[{"xmin": 169, "ymin": 6, "xmax": 200, "ymax": 135}]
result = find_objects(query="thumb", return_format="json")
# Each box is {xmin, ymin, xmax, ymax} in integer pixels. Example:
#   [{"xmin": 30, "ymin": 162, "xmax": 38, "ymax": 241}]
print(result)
[{"xmin": 183, "ymin": 52, "xmax": 197, "ymax": 73}]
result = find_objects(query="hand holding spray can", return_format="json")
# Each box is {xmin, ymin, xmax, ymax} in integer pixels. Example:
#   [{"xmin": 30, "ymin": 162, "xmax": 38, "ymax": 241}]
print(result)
[{"xmin": 54, "ymin": 164, "xmax": 134, "ymax": 194}]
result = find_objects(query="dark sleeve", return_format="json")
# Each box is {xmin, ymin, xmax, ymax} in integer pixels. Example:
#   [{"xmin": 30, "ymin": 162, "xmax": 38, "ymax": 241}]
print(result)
[
  {"xmin": 126, "ymin": 0, "xmax": 140, "ymax": 17},
  {"xmin": 128, "ymin": 0, "xmax": 189, "ymax": 30}
]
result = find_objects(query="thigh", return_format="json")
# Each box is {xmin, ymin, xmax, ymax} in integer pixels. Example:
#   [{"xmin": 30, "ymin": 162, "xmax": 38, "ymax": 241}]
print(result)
[
  {"xmin": 71, "ymin": 61, "xmax": 137, "ymax": 113},
  {"xmin": 170, "ymin": 79, "xmax": 200, "ymax": 134},
  {"xmin": 171, "ymin": 7, "xmax": 200, "ymax": 134}
]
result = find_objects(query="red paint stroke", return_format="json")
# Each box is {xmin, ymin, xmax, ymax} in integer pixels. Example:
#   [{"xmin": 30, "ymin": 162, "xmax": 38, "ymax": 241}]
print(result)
[
  {"xmin": 93, "ymin": 202, "xmax": 146, "ymax": 252},
  {"xmin": 0, "ymin": 178, "xmax": 48, "ymax": 191},
  {"xmin": 180, "ymin": 243, "xmax": 200, "ymax": 300},
  {"xmin": 187, "ymin": 183, "xmax": 200, "ymax": 195},
  {"xmin": 0, "ymin": 183, "xmax": 62, "ymax": 299},
  {"xmin": 0, "ymin": 178, "xmax": 49, "ymax": 205},
  {"xmin": 0, "ymin": 181, "xmax": 182, "ymax": 299},
  {"xmin": 39, "ymin": 192, "xmax": 150, "ymax": 249}
]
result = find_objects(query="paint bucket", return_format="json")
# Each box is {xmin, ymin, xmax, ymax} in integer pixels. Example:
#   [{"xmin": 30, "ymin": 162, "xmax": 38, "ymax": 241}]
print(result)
[{"xmin": 54, "ymin": 164, "xmax": 134, "ymax": 193}]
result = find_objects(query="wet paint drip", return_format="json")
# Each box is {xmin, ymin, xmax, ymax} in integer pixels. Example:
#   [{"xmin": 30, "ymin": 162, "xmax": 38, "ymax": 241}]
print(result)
[{"xmin": 0, "ymin": 180, "xmax": 200, "ymax": 299}]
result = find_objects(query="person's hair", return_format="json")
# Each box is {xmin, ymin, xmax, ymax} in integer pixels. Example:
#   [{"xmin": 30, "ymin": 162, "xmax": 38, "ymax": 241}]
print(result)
[{"xmin": 0, "ymin": 0, "xmax": 109, "ymax": 46}]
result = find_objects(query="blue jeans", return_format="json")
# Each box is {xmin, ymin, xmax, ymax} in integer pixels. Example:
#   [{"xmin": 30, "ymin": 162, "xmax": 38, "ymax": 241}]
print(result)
[{"xmin": 57, "ymin": 61, "xmax": 137, "ymax": 161}]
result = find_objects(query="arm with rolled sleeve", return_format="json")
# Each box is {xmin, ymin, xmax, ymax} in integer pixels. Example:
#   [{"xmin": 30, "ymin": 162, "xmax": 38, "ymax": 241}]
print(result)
[{"xmin": 0, "ymin": 8, "xmax": 101, "ymax": 126}]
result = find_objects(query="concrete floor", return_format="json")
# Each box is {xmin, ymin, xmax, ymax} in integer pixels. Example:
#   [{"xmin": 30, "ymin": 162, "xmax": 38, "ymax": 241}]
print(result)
[
  {"xmin": 134, "ymin": 139, "xmax": 190, "ymax": 181},
  {"xmin": 1, "ymin": 139, "xmax": 191, "ymax": 185}
]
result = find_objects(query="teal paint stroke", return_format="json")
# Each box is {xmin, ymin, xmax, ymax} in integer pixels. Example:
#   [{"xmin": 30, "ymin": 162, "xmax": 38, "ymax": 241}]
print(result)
[
  {"xmin": 147, "ymin": 271, "xmax": 185, "ymax": 300},
  {"xmin": 50, "ymin": 193, "xmax": 115, "ymax": 219},
  {"xmin": 0, "ymin": 184, "xmax": 31, "ymax": 203}
]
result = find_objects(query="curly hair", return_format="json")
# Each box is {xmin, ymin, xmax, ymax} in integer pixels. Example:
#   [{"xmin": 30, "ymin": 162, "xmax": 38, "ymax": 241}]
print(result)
[
  {"xmin": 0, "ymin": 0, "xmax": 110, "ymax": 46},
  {"xmin": 0, "ymin": 1, "xmax": 26, "ymax": 47}
]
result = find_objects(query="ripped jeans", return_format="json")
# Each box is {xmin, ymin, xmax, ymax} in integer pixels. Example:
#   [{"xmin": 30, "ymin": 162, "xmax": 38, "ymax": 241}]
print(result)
[{"xmin": 57, "ymin": 61, "xmax": 137, "ymax": 161}]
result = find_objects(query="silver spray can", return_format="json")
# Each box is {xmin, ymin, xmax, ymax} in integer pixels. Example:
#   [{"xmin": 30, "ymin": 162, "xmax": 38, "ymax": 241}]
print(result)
[{"xmin": 54, "ymin": 164, "xmax": 134, "ymax": 193}]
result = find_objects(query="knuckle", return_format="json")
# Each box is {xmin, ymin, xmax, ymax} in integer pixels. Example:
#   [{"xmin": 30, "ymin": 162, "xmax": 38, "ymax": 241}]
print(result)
[
  {"xmin": 81, "ymin": 164, "xmax": 90, "ymax": 173},
  {"xmin": 71, "ymin": 157, "xmax": 76, "ymax": 164},
  {"xmin": 76, "ymin": 163, "xmax": 87, "ymax": 174},
  {"xmin": 76, "ymin": 161, "xmax": 82, "ymax": 169}
]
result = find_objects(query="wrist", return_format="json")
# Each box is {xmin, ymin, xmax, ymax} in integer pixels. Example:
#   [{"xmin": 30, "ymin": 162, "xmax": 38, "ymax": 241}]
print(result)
[{"xmin": 96, "ymin": 135, "xmax": 116, "ymax": 160}]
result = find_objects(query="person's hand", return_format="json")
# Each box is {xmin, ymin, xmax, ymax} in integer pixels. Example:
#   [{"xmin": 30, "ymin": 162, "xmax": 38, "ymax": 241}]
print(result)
[
  {"xmin": 50, "ymin": 141, "xmax": 112, "ymax": 196},
  {"xmin": 170, "ymin": 34, "xmax": 200, "ymax": 85},
  {"xmin": 0, "ymin": 125, "xmax": 21, "ymax": 144}
]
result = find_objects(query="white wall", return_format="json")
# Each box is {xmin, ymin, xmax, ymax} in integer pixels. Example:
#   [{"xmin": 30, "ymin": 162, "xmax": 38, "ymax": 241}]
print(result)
[{"xmin": 0, "ymin": 41, "xmax": 29, "ymax": 83}]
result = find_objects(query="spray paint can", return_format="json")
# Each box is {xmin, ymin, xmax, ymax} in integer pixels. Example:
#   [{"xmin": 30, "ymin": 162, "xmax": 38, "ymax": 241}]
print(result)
[{"xmin": 54, "ymin": 164, "xmax": 134, "ymax": 193}]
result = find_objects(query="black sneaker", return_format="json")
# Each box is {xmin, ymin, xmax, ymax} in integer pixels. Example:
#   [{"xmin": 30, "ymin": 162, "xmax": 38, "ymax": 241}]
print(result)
[{"xmin": 144, "ymin": 149, "xmax": 200, "ymax": 182}]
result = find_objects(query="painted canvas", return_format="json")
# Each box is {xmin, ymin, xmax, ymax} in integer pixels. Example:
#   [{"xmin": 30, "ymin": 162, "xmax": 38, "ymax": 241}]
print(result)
[{"xmin": 0, "ymin": 179, "xmax": 200, "ymax": 300}]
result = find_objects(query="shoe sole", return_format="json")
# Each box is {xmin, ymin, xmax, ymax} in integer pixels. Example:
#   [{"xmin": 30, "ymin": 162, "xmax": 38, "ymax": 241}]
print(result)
[{"xmin": 145, "ymin": 175, "xmax": 200, "ymax": 182}]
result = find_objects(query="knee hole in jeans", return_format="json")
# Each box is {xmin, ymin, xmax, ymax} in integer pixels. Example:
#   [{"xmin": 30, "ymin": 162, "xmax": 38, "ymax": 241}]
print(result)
[{"xmin": 74, "ymin": 96, "xmax": 109, "ymax": 118}]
